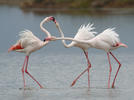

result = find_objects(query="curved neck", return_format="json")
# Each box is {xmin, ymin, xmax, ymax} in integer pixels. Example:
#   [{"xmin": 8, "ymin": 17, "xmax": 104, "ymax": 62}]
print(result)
[
  {"xmin": 40, "ymin": 18, "xmax": 52, "ymax": 47},
  {"xmin": 40, "ymin": 19, "xmax": 51, "ymax": 38},
  {"xmin": 55, "ymin": 22, "xmax": 93, "ymax": 45},
  {"xmin": 56, "ymin": 22, "xmax": 73, "ymax": 48}
]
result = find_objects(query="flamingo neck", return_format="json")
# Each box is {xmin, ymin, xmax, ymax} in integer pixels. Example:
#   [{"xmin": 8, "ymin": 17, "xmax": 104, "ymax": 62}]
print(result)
[
  {"xmin": 55, "ymin": 22, "xmax": 95, "ymax": 48},
  {"xmin": 40, "ymin": 19, "xmax": 51, "ymax": 38},
  {"xmin": 56, "ymin": 22, "xmax": 73, "ymax": 48}
]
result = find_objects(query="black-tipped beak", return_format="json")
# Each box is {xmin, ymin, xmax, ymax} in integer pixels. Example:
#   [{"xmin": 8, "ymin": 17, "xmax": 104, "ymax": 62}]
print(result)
[
  {"xmin": 44, "ymin": 37, "xmax": 51, "ymax": 42},
  {"xmin": 43, "ymin": 38, "xmax": 46, "ymax": 42},
  {"xmin": 52, "ymin": 17, "xmax": 55, "ymax": 22},
  {"xmin": 50, "ymin": 16, "xmax": 56, "ymax": 24}
]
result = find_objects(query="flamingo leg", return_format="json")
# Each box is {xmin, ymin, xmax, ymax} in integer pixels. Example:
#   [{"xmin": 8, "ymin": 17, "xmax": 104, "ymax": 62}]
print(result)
[
  {"xmin": 21, "ymin": 56, "xmax": 27, "ymax": 88},
  {"xmin": 109, "ymin": 52, "xmax": 121, "ymax": 88},
  {"xmin": 84, "ymin": 51, "xmax": 91, "ymax": 88},
  {"xmin": 107, "ymin": 52, "xmax": 112, "ymax": 88},
  {"xmin": 71, "ymin": 68, "xmax": 88, "ymax": 87},
  {"xmin": 25, "ymin": 56, "xmax": 43, "ymax": 88},
  {"xmin": 71, "ymin": 50, "xmax": 91, "ymax": 88}
]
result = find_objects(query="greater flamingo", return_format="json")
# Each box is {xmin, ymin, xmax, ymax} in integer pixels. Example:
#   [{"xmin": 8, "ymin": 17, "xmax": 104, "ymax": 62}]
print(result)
[
  {"xmin": 50, "ymin": 19, "xmax": 96, "ymax": 88},
  {"xmin": 50, "ymin": 19, "xmax": 127, "ymax": 88},
  {"xmin": 73, "ymin": 28, "xmax": 127, "ymax": 88},
  {"xmin": 8, "ymin": 16, "xmax": 56, "ymax": 88}
]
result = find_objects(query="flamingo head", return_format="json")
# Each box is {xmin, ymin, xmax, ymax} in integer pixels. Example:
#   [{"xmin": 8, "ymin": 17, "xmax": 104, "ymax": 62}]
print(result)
[
  {"xmin": 49, "ymin": 16, "xmax": 56, "ymax": 24},
  {"xmin": 44, "ymin": 16, "xmax": 57, "ymax": 24},
  {"xmin": 45, "ymin": 16, "xmax": 59, "ymax": 27}
]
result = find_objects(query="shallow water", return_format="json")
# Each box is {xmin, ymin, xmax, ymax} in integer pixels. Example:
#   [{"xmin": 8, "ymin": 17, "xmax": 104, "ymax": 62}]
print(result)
[
  {"xmin": 0, "ymin": 5, "xmax": 134, "ymax": 100},
  {"xmin": 1, "ymin": 52, "xmax": 134, "ymax": 100}
]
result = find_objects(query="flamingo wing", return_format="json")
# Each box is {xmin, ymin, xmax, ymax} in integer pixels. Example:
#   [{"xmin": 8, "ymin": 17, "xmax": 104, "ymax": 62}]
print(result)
[
  {"xmin": 8, "ymin": 42, "xmax": 23, "ymax": 52},
  {"xmin": 95, "ymin": 28, "xmax": 120, "ymax": 46},
  {"xmin": 19, "ymin": 30, "xmax": 41, "ymax": 41},
  {"xmin": 74, "ymin": 23, "xmax": 96, "ymax": 40},
  {"xmin": 8, "ymin": 30, "xmax": 42, "ymax": 52}
]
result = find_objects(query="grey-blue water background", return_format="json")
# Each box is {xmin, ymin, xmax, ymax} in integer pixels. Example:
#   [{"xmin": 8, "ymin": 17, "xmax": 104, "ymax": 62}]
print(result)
[{"xmin": 0, "ymin": 5, "xmax": 134, "ymax": 100}]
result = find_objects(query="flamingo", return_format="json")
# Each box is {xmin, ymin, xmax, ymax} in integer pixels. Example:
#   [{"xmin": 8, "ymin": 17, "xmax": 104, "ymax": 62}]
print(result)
[
  {"xmin": 8, "ymin": 16, "xmax": 56, "ymax": 88},
  {"xmin": 49, "ymin": 18, "xmax": 97, "ymax": 88},
  {"xmin": 50, "ymin": 18, "xmax": 127, "ymax": 88},
  {"xmin": 74, "ymin": 28, "xmax": 128, "ymax": 88}
]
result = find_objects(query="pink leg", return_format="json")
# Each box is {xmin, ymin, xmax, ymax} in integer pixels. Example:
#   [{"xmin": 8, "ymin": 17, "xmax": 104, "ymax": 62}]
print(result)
[
  {"xmin": 84, "ymin": 51, "xmax": 91, "ymax": 88},
  {"xmin": 25, "ymin": 56, "xmax": 43, "ymax": 88},
  {"xmin": 71, "ymin": 50, "xmax": 91, "ymax": 88},
  {"xmin": 71, "ymin": 68, "xmax": 88, "ymax": 87},
  {"xmin": 21, "ymin": 56, "xmax": 27, "ymax": 88},
  {"xmin": 107, "ymin": 52, "xmax": 112, "ymax": 88},
  {"xmin": 110, "ymin": 52, "xmax": 121, "ymax": 88}
]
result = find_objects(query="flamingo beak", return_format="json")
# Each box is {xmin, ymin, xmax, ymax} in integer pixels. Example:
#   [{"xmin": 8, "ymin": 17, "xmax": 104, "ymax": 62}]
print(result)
[
  {"xmin": 44, "ymin": 36, "xmax": 57, "ymax": 41},
  {"xmin": 119, "ymin": 43, "xmax": 128, "ymax": 48},
  {"xmin": 44, "ymin": 37, "xmax": 51, "ymax": 41},
  {"xmin": 49, "ymin": 16, "xmax": 57, "ymax": 24}
]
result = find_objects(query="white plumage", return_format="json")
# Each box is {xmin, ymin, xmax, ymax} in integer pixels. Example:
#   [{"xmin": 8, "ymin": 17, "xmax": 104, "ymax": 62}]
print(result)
[
  {"xmin": 86, "ymin": 28, "xmax": 121, "ymax": 51},
  {"xmin": 54, "ymin": 20, "xmax": 127, "ymax": 88},
  {"xmin": 74, "ymin": 24, "xmax": 96, "ymax": 40},
  {"xmin": 96, "ymin": 28, "xmax": 120, "ymax": 45},
  {"xmin": 70, "ymin": 23, "xmax": 97, "ymax": 50},
  {"xmin": 14, "ymin": 30, "xmax": 44, "ymax": 55},
  {"xmin": 19, "ymin": 30, "xmax": 43, "ymax": 41},
  {"xmin": 8, "ymin": 16, "xmax": 55, "ymax": 89},
  {"xmin": 55, "ymin": 22, "xmax": 97, "ymax": 88}
]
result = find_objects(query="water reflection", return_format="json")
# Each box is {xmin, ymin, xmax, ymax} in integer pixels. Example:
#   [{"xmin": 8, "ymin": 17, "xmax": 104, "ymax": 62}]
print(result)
[{"xmin": 3, "ymin": 87, "xmax": 126, "ymax": 100}]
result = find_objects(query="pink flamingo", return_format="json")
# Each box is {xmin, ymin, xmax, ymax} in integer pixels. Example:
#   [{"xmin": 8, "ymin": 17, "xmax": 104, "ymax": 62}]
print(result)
[
  {"xmin": 52, "ymin": 20, "xmax": 96, "ymax": 88},
  {"xmin": 8, "ymin": 16, "xmax": 56, "ymax": 88},
  {"xmin": 51, "ymin": 20, "xmax": 127, "ymax": 88}
]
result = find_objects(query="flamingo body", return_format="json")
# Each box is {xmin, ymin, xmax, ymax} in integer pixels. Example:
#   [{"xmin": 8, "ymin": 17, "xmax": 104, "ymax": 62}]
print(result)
[
  {"xmin": 81, "ymin": 28, "xmax": 127, "ymax": 88},
  {"xmin": 64, "ymin": 24, "xmax": 96, "ymax": 50},
  {"xmin": 55, "ymin": 22, "xmax": 96, "ymax": 88},
  {"xmin": 53, "ymin": 19, "xmax": 127, "ymax": 88},
  {"xmin": 8, "ymin": 30, "xmax": 45, "ymax": 55},
  {"xmin": 8, "ymin": 16, "xmax": 56, "ymax": 89},
  {"xmin": 72, "ymin": 28, "xmax": 127, "ymax": 88},
  {"xmin": 87, "ymin": 28, "xmax": 121, "ymax": 51},
  {"xmin": 69, "ymin": 24, "xmax": 96, "ymax": 88}
]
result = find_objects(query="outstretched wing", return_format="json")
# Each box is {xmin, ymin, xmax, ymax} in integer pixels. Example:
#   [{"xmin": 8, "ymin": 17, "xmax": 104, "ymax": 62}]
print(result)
[
  {"xmin": 96, "ymin": 28, "xmax": 120, "ymax": 46},
  {"xmin": 18, "ymin": 30, "xmax": 41, "ymax": 48},
  {"xmin": 74, "ymin": 23, "xmax": 97, "ymax": 40},
  {"xmin": 19, "ymin": 30, "xmax": 40, "ymax": 41}
]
